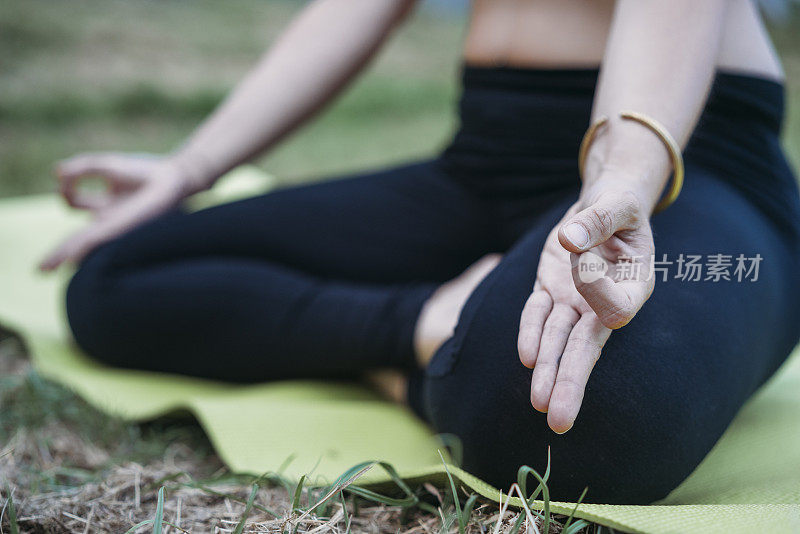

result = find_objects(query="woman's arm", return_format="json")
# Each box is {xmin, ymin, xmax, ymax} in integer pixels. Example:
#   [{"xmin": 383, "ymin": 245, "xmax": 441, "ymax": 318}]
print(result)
[
  {"xmin": 41, "ymin": 0, "xmax": 416, "ymax": 270},
  {"xmin": 174, "ymin": 0, "xmax": 418, "ymax": 190},
  {"xmin": 580, "ymin": 0, "xmax": 727, "ymax": 212},
  {"xmin": 518, "ymin": 0, "xmax": 729, "ymax": 433}
]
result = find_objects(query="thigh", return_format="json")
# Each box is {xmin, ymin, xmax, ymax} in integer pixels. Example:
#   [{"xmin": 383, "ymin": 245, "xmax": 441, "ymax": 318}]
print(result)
[
  {"xmin": 88, "ymin": 160, "xmax": 494, "ymax": 284},
  {"xmin": 420, "ymin": 170, "xmax": 800, "ymax": 504}
]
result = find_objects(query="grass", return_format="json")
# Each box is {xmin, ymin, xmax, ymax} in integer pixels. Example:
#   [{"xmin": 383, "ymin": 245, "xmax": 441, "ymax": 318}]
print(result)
[
  {"xmin": 0, "ymin": 0, "xmax": 463, "ymax": 197},
  {"xmin": 2, "ymin": 0, "xmax": 800, "ymax": 532},
  {"xmin": 1, "ymin": 1, "xmax": 799, "ymax": 198},
  {"xmin": 0, "ymin": 329, "xmax": 616, "ymax": 533}
]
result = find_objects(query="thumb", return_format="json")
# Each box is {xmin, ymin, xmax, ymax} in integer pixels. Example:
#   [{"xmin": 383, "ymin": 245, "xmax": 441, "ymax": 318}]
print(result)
[{"xmin": 558, "ymin": 191, "xmax": 642, "ymax": 253}]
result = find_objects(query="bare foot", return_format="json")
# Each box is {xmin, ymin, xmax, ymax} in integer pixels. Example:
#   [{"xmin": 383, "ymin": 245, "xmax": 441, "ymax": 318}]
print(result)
[
  {"xmin": 413, "ymin": 254, "xmax": 502, "ymax": 367},
  {"xmin": 364, "ymin": 369, "xmax": 408, "ymax": 404}
]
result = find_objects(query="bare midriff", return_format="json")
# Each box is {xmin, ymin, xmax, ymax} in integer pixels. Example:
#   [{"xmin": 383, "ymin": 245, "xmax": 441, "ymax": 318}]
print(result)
[{"xmin": 463, "ymin": 0, "xmax": 784, "ymax": 81}]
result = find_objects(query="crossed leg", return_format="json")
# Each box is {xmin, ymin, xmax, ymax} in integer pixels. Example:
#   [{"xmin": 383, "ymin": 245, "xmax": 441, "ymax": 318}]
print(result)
[
  {"xmin": 415, "ymin": 171, "xmax": 799, "ymax": 503},
  {"xmin": 65, "ymin": 161, "xmax": 496, "ymax": 380}
]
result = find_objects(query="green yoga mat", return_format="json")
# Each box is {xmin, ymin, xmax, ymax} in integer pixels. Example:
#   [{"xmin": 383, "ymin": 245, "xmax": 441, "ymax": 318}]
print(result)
[{"xmin": 2, "ymin": 167, "xmax": 799, "ymax": 533}]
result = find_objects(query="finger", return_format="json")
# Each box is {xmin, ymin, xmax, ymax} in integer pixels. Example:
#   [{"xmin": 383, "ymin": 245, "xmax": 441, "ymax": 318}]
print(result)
[
  {"xmin": 40, "ymin": 180, "xmax": 177, "ymax": 271},
  {"xmin": 38, "ymin": 228, "xmax": 102, "ymax": 271},
  {"xmin": 518, "ymin": 289, "xmax": 553, "ymax": 368},
  {"xmin": 571, "ymin": 253, "xmax": 653, "ymax": 329},
  {"xmin": 56, "ymin": 154, "xmax": 116, "ymax": 208},
  {"xmin": 57, "ymin": 153, "xmax": 119, "ymax": 179},
  {"xmin": 546, "ymin": 314, "xmax": 611, "ymax": 434},
  {"xmin": 558, "ymin": 191, "xmax": 641, "ymax": 253},
  {"xmin": 529, "ymin": 304, "xmax": 580, "ymax": 412}
]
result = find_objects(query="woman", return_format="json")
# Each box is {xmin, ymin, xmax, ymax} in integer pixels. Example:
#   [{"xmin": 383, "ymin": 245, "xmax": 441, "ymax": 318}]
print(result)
[{"xmin": 44, "ymin": 0, "xmax": 800, "ymax": 504}]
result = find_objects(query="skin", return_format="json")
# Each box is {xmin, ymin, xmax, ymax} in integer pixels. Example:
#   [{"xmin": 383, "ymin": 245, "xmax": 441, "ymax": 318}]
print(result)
[{"xmin": 42, "ymin": 0, "xmax": 785, "ymax": 433}]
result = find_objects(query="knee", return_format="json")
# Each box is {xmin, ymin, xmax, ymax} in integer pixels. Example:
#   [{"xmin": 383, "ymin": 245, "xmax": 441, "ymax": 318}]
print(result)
[
  {"xmin": 552, "ymin": 387, "xmax": 699, "ymax": 504},
  {"xmin": 425, "ymin": 336, "xmax": 701, "ymax": 504},
  {"xmin": 421, "ymin": 253, "xmax": 711, "ymax": 503},
  {"xmin": 65, "ymin": 242, "xmax": 127, "ymax": 365}
]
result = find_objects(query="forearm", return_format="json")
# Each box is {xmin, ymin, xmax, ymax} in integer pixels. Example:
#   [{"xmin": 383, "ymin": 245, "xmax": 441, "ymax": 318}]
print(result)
[
  {"xmin": 582, "ymin": 0, "xmax": 728, "ymax": 213},
  {"xmin": 172, "ymin": 0, "xmax": 416, "ymax": 191}
]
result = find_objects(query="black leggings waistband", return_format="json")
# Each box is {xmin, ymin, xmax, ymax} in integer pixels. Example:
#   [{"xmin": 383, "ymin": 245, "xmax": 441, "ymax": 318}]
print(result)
[
  {"xmin": 457, "ymin": 65, "xmax": 785, "ymax": 133},
  {"xmin": 439, "ymin": 66, "xmax": 799, "ymax": 230}
]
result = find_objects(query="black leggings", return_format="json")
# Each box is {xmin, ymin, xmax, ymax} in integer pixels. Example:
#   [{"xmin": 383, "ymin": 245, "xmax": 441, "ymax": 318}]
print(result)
[{"xmin": 66, "ymin": 67, "xmax": 800, "ymax": 504}]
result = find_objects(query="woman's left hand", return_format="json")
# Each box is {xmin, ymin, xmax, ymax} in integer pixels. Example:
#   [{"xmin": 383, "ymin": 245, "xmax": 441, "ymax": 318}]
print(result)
[{"xmin": 517, "ymin": 189, "xmax": 655, "ymax": 434}]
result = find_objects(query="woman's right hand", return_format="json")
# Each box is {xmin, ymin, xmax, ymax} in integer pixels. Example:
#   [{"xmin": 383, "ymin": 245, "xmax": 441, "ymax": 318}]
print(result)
[{"xmin": 39, "ymin": 152, "xmax": 201, "ymax": 271}]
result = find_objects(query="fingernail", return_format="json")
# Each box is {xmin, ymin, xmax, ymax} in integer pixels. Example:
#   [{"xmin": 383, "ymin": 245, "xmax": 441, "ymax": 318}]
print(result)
[{"xmin": 563, "ymin": 224, "xmax": 589, "ymax": 249}]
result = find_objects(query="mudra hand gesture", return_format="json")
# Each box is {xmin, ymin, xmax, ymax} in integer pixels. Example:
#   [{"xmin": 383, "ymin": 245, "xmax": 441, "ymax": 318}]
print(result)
[
  {"xmin": 40, "ymin": 153, "xmax": 199, "ymax": 271},
  {"xmin": 518, "ymin": 188, "xmax": 655, "ymax": 434}
]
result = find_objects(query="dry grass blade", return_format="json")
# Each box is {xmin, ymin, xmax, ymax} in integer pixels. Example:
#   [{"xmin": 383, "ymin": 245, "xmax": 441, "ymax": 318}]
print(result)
[{"xmin": 507, "ymin": 483, "xmax": 540, "ymax": 534}]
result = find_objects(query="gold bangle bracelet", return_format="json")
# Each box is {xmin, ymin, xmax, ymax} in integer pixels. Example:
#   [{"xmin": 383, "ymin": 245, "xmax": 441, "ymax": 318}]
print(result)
[{"xmin": 578, "ymin": 110, "xmax": 685, "ymax": 214}]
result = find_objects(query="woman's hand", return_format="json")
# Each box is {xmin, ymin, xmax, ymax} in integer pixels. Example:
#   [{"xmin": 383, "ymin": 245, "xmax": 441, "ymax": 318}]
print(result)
[
  {"xmin": 39, "ymin": 153, "xmax": 201, "ymax": 271},
  {"xmin": 517, "ymin": 189, "xmax": 655, "ymax": 434}
]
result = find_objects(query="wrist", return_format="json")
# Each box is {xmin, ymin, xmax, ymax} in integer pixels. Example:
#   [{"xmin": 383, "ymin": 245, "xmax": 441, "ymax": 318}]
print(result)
[
  {"xmin": 167, "ymin": 149, "xmax": 220, "ymax": 195},
  {"xmin": 580, "ymin": 117, "xmax": 677, "ymax": 215},
  {"xmin": 580, "ymin": 169, "xmax": 660, "ymax": 216}
]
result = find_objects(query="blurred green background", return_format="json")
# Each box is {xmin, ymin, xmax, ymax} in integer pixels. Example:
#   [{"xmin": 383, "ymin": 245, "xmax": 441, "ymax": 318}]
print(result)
[{"xmin": 1, "ymin": 0, "xmax": 799, "ymax": 198}]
